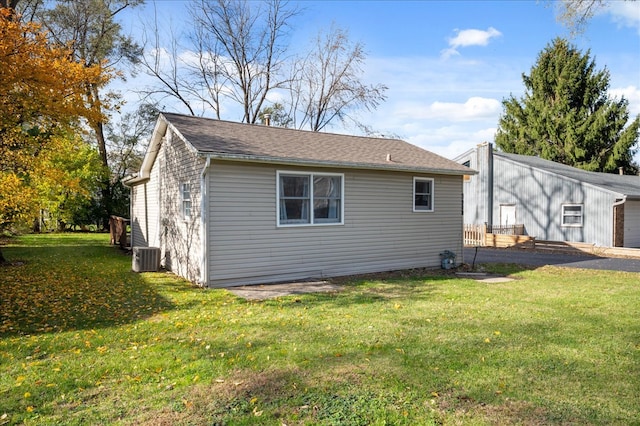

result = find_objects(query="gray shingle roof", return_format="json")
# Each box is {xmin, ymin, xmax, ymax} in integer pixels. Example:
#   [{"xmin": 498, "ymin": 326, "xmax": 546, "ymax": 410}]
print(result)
[
  {"xmin": 496, "ymin": 151, "xmax": 640, "ymax": 199},
  {"xmin": 161, "ymin": 112, "xmax": 472, "ymax": 175}
]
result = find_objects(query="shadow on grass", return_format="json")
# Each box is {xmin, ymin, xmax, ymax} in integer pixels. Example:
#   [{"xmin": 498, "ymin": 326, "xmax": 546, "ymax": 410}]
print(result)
[{"xmin": 0, "ymin": 235, "xmax": 177, "ymax": 336}]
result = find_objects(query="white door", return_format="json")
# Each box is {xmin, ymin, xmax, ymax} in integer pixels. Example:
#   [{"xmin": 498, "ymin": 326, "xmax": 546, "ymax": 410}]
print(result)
[
  {"xmin": 624, "ymin": 200, "xmax": 640, "ymax": 248},
  {"xmin": 500, "ymin": 204, "xmax": 516, "ymax": 227}
]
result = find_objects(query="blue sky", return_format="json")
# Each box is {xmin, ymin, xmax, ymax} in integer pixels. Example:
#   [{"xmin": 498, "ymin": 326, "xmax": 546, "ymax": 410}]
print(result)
[{"xmin": 120, "ymin": 0, "xmax": 640, "ymax": 161}]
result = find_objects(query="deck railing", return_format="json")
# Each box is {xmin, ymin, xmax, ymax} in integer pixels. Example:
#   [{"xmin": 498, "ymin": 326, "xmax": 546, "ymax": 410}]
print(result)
[
  {"xmin": 464, "ymin": 223, "xmax": 532, "ymax": 248},
  {"xmin": 486, "ymin": 224, "xmax": 525, "ymax": 236}
]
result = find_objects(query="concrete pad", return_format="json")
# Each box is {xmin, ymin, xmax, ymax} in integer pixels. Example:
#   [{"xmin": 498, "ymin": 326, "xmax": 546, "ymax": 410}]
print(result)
[
  {"xmin": 476, "ymin": 276, "xmax": 514, "ymax": 283},
  {"xmin": 455, "ymin": 272, "xmax": 514, "ymax": 283},
  {"xmin": 228, "ymin": 280, "xmax": 343, "ymax": 300}
]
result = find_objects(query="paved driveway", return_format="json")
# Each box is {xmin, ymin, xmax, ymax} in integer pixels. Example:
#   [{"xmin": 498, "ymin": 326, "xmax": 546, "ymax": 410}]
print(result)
[{"xmin": 462, "ymin": 247, "xmax": 640, "ymax": 273}]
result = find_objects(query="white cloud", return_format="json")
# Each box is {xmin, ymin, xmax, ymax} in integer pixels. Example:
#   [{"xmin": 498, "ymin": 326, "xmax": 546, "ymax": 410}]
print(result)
[
  {"xmin": 395, "ymin": 97, "xmax": 502, "ymax": 122},
  {"xmin": 407, "ymin": 125, "xmax": 497, "ymax": 159},
  {"xmin": 441, "ymin": 27, "xmax": 502, "ymax": 59},
  {"xmin": 606, "ymin": 2, "xmax": 640, "ymax": 34},
  {"xmin": 431, "ymin": 97, "xmax": 502, "ymax": 121},
  {"xmin": 449, "ymin": 27, "xmax": 502, "ymax": 48},
  {"xmin": 610, "ymin": 85, "xmax": 640, "ymax": 116}
]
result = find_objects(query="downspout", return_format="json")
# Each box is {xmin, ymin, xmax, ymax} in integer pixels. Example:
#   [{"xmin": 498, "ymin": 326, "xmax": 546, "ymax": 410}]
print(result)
[
  {"xmin": 612, "ymin": 197, "xmax": 626, "ymax": 247},
  {"xmin": 487, "ymin": 143, "xmax": 494, "ymax": 227},
  {"xmin": 128, "ymin": 184, "xmax": 134, "ymax": 249},
  {"xmin": 200, "ymin": 155, "xmax": 212, "ymax": 286}
]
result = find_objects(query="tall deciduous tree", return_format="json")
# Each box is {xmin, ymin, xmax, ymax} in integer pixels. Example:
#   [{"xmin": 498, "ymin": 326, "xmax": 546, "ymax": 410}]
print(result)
[
  {"xmin": 32, "ymin": 133, "xmax": 105, "ymax": 232},
  {"xmin": 138, "ymin": 15, "xmax": 198, "ymax": 116},
  {"xmin": 32, "ymin": 0, "xmax": 142, "ymax": 227},
  {"xmin": 107, "ymin": 103, "xmax": 159, "ymax": 183},
  {"xmin": 495, "ymin": 38, "xmax": 640, "ymax": 174},
  {"xmin": 187, "ymin": 0, "xmax": 297, "ymax": 123},
  {"xmin": 0, "ymin": 7, "xmax": 105, "ymax": 261},
  {"xmin": 141, "ymin": 0, "xmax": 387, "ymax": 133},
  {"xmin": 289, "ymin": 25, "xmax": 387, "ymax": 132},
  {"xmin": 103, "ymin": 103, "xmax": 159, "ymax": 219}
]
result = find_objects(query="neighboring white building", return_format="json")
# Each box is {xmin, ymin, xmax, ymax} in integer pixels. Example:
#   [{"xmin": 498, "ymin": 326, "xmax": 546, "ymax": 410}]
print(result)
[
  {"xmin": 456, "ymin": 143, "xmax": 640, "ymax": 248},
  {"xmin": 124, "ymin": 113, "xmax": 474, "ymax": 287}
]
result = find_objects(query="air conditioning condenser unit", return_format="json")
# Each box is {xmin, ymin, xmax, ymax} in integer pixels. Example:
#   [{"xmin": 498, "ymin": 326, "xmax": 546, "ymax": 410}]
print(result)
[{"xmin": 132, "ymin": 247, "xmax": 161, "ymax": 272}]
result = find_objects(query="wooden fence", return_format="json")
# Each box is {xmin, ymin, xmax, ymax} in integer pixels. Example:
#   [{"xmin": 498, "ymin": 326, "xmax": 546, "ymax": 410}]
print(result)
[
  {"xmin": 465, "ymin": 225, "xmax": 640, "ymax": 256},
  {"xmin": 464, "ymin": 223, "xmax": 534, "ymax": 248},
  {"xmin": 464, "ymin": 224, "xmax": 486, "ymax": 246},
  {"xmin": 109, "ymin": 216, "xmax": 130, "ymax": 249}
]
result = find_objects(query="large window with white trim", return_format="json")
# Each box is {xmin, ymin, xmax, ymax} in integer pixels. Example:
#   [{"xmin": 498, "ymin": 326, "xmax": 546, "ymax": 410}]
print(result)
[
  {"xmin": 278, "ymin": 172, "xmax": 343, "ymax": 226},
  {"xmin": 562, "ymin": 204, "xmax": 583, "ymax": 227},
  {"xmin": 413, "ymin": 177, "xmax": 434, "ymax": 212}
]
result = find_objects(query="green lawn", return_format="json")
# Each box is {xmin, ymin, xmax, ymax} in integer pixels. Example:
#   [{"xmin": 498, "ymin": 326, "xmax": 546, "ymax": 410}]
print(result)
[{"xmin": 1, "ymin": 234, "xmax": 638, "ymax": 425}]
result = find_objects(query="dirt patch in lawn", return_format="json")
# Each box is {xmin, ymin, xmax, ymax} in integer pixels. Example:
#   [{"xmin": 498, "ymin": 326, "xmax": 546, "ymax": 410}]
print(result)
[
  {"xmin": 228, "ymin": 280, "xmax": 343, "ymax": 300},
  {"xmin": 435, "ymin": 390, "xmax": 551, "ymax": 425},
  {"xmin": 227, "ymin": 268, "xmax": 471, "ymax": 300},
  {"xmin": 132, "ymin": 367, "xmax": 314, "ymax": 425},
  {"xmin": 226, "ymin": 265, "xmax": 516, "ymax": 301}
]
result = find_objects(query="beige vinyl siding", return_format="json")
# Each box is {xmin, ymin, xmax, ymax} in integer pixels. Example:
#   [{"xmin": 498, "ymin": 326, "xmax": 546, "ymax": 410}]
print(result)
[
  {"xmin": 147, "ymin": 160, "xmax": 161, "ymax": 248},
  {"xmin": 207, "ymin": 161, "xmax": 463, "ymax": 287},
  {"xmin": 130, "ymin": 164, "xmax": 160, "ymax": 248},
  {"xmin": 158, "ymin": 131, "xmax": 204, "ymax": 283},
  {"xmin": 130, "ymin": 184, "xmax": 148, "ymax": 248}
]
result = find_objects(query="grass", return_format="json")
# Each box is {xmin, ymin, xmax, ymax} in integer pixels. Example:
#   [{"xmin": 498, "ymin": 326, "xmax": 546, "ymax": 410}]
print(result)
[{"xmin": 1, "ymin": 233, "xmax": 639, "ymax": 425}]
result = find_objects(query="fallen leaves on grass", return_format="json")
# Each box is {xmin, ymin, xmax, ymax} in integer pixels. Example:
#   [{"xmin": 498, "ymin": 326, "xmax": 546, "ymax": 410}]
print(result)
[{"xmin": 0, "ymin": 257, "xmax": 174, "ymax": 335}]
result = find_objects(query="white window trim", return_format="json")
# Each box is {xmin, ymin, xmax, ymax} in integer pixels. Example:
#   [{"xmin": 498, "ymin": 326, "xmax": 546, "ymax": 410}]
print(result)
[
  {"xmin": 413, "ymin": 177, "xmax": 435, "ymax": 213},
  {"xmin": 181, "ymin": 182, "xmax": 192, "ymax": 221},
  {"xmin": 561, "ymin": 203, "xmax": 583, "ymax": 227},
  {"xmin": 276, "ymin": 170, "xmax": 345, "ymax": 227}
]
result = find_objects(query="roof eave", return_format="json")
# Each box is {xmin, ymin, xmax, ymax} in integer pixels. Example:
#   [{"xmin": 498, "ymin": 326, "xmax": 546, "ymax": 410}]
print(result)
[
  {"xmin": 198, "ymin": 152, "xmax": 477, "ymax": 176},
  {"xmin": 133, "ymin": 114, "xmax": 170, "ymax": 182},
  {"xmin": 122, "ymin": 174, "xmax": 150, "ymax": 186}
]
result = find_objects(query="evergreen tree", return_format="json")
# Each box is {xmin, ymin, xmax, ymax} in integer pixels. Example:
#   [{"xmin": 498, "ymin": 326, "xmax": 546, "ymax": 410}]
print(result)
[
  {"xmin": 495, "ymin": 38, "xmax": 640, "ymax": 174},
  {"xmin": 258, "ymin": 103, "xmax": 293, "ymax": 128}
]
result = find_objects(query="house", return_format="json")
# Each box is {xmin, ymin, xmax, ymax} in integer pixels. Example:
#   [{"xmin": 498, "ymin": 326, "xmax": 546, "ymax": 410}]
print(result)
[
  {"xmin": 124, "ymin": 113, "xmax": 474, "ymax": 287},
  {"xmin": 456, "ymin": 142, "xmax": 640, "ymax": 248}
]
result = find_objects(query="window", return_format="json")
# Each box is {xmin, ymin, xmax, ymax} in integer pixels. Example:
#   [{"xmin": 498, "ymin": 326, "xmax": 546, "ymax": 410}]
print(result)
[
  {"xmin": 181, "ymin": 182, "xmax": 191, "ymax": 220},
  {"xmin": 413, "ymin": 177, "xmax": 434, "ymax": 212},
  {"xmin": 562, "ymin": 204, "xmax": 583, "ymax": 227},
  {"xmin": 278, "ymin": 172, "xmax": 343, "ymax": 226}
]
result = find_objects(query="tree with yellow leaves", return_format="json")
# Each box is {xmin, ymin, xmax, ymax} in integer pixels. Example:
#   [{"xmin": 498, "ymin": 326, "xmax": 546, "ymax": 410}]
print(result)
[{"xmin": 0, "ymin": 7, "xmax": 107, "ymax": 262}]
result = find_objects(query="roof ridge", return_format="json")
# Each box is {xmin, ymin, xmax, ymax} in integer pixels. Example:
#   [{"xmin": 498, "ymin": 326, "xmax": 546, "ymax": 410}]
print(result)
[{"xmin": 161, "ymin": 111, "xmax": 404, "ymax": 143}]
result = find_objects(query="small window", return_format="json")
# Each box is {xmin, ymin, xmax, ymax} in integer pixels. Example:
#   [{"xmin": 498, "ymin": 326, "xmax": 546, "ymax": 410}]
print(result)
[
  {"xmin": 181, "ymin": 182, "xmax": 191, "ymax": 220},
  {"xmin": 413, "ymin": 177, "xmax": 434, "ymax": 212},
  {"xmin": 278, "ymin": 172, "xmax": 343, "ymax": 226},
  {"xmin": 562, "ymin": 204, "xmax": 583, "ymax": 227}
]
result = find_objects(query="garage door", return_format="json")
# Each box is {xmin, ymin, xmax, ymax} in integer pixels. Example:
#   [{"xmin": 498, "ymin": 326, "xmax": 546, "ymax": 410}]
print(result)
[{"xmin": 624, "ymin": 200, "xmax": 640, "ymax": 248}]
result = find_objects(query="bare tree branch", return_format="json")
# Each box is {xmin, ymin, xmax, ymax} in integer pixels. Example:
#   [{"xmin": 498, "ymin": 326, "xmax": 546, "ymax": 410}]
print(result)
[
  {"xmin": 137, "ymin": 7, "xmax": 197, "ymax": 116},
  {"xmin": 553, "ymin": 0, "xmax": 608, "ymax": 36},
  {"xmin": 188, "ymin": 0, "xmax": 297, "ymax": 123},
  {"xmin": 292, "ymin": 25, "xmax": 387, "ymax": 132}
]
